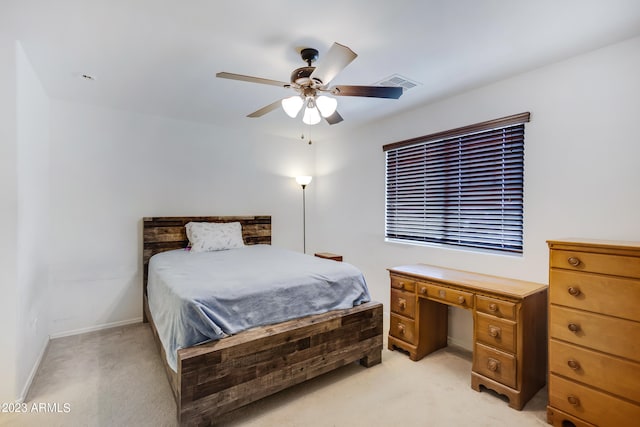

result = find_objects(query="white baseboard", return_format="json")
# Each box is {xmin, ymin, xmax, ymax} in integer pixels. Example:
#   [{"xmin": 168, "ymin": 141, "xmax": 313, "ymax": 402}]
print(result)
[
  {"xmin": 49, "ymin": 317, "xmax": 143, "ymax": 339},
  {"xmin": 17, "ymin": 336, "xmax": 50, "ymax": 403}
]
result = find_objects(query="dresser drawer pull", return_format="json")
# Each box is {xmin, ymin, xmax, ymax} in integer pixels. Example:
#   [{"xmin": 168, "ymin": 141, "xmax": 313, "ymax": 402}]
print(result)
[
  {"xmin": 420, "ymin": 287, "xmax": 427, "ymax": 295},
  {"xmin": 567, "ymin": 359, "xmax": 581, "ymax": 370},
  {"xmin": 487, "ymin": 358, "xmax": 500, "ymax": 372},
  {"xmin": 457, "ymin": 296, "xmax": 466, "ymax": 305},
  {"xmin": 567, "ymin": 395, "xmax": 580, "ymax": 407},
  {"xmin": 398, "ymin": 298, "xmax": 406, "ymax": 311},
  {"xmin": 568, "ymin": 323, "xmax": 580, "ymax": 333},
  {"xmin": 488, "ymin": 303, "xmax": 498, "ymax": 312},
  {"xmin": 488, "ymin": 325, "xmax": 501, "ymax": 338},
  {"xmin": 398, "ymin": 281, "xmax": 406, "ymax": 289},
  {"xmin": 567, "ymin": 256, "xmax": 581, "ymax": 267},
  {"xmin": 567, "ymin": 286, "xmax": 581, "ymax": 297},
  {"xmin": 397, "ymin": 323, "xmax": 405, "ymax": 335}
]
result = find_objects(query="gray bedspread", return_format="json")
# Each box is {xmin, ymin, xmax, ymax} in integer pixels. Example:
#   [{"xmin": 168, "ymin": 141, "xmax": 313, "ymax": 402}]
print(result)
[{"xmin": 147, "ymin": 245, "xmax": 371, "ymax": 371}]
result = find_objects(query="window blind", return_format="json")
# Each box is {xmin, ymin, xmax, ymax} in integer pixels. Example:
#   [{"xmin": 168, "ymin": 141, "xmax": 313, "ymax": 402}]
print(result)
[{"xmin": 384, "ymin": 113, "xmax": 529, "ymax": 254}]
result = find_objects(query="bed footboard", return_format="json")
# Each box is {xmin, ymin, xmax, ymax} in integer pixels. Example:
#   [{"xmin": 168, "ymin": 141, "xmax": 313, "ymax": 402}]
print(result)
[{"xmin": 174, "ymin": 301, "xmax": 383, "ymax": 425}]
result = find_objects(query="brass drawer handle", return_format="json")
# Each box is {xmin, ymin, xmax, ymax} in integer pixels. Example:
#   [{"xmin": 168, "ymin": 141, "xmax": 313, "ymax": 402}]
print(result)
[
  {"xmin": 398, "ymin": 298, "xmax": 407, "ymax": 311},
  {"xmin": 457, "ymin": 296, "xmax": 466, "ymax": 305},
  {"xmin": 487, "ymin": 358, "xmax": 500, "ymax": 372},
  {"xmin": 567, "ymin": 359, "xmax": 581, "ymax": 370},
  {"xmin": 568, "ymin": 323, "xmax": 580, "ymax": 333},
  {"xmin": 488, "ymin": 303, "xmax": 498, "ymax": 312},
  {"xmin": 488, "ymin": 325, "xmax": 501, "ymax": 338},
  {"xmin": 567, "ymin": 286, "xmax": 581, "ymax": 297},
  {"xmin": 567, "ymin": 256, "xmax": 581, "ymax": 267},
  {"xmin": 567, "ymin": 395, "xmax": 580, "ymax": 406}
]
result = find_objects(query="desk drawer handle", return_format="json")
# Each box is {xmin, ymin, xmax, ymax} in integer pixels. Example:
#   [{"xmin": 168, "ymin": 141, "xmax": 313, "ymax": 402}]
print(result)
[
  {"xmin": 568, "ymin": 323, "xmax": 580, "ymax": 333},
  {"xmin": 567, "ymin": 257, "xmax": 581, "ymax": 267},
  {"xmin": 457, "ymin": 296, "xmax": 466, "ymax": 305},
  {"xmin": 397, "ymin": 323, "xmax": 405, "ymax": 335},
  {"xmin": 567, "ymin": 359, "xmax": 580, "ymax": 370},
  {"xmin": 568, "ymin": 286, "xmax": 581, "ymax": 297},
  {"xmin": 398, "ymin": 281, "xmax": 405, "ymax": 289},
  {"xmin": 488, "ymin": 325, "xmax": 501, "ymax": 338},
  {"xmin": 420, "ymin": 287, "xmax": 427, "ymax": 295},
  {"xmin": 398, "ymin": 298, "xmax": 407, "ymax": 311},
  {"xmin": 487, "ymin": 358, "xmax": 500, "ymax": 372},
  {"xmin": 567, "ymin": 395, "xmax": 580, "ymax": 406},
  {"xmin": 488, "ymin": 303, "xmax": 498, "ymax": 312}
]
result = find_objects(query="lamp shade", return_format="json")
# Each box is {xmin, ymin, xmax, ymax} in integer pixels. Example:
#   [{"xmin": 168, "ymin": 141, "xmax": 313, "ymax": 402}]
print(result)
[
  {"xmin": 281, "ymin": 96, "xmax": 304, "ymax": 118},
  {"xmin": 295, "ymin": 176, "xmax": 312, "ymax": 186},
  {"xmin": 316, "ymin": 95, "xmax": 338, "ymax": 117},
  {"xmin": 302, "ymin": 106, "xmax": 321, "ymax": 125}
]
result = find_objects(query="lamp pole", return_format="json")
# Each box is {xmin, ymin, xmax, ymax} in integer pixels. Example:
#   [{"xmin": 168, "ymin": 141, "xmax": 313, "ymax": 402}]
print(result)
[{"xmin": 295, "ymin": 176, "xmax": 313, "ymax": 254}]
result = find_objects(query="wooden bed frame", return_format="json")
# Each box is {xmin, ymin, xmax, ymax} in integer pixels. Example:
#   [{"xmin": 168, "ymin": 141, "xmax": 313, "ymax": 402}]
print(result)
[{"xmin": 142, "ymin": 216, "xmax": 383, "ymax": 425}]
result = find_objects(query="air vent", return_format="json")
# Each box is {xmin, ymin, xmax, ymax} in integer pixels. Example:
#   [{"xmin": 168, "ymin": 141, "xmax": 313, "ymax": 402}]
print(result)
[{"xmin": 374, "ymin": 74, "xmax": 420, "ymax": 92}]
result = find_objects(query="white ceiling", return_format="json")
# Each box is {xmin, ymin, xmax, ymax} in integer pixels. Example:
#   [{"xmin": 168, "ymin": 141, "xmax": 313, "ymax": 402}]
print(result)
[{"xmin": 6, "ymin": 0, "xmax": 640, "ymax": 140}]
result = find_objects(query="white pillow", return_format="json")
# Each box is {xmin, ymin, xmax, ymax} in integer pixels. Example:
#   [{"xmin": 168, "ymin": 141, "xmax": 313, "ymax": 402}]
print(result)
[{"xmin": 185, "ymin": 221, "xmax": 245, "ymax": 252}]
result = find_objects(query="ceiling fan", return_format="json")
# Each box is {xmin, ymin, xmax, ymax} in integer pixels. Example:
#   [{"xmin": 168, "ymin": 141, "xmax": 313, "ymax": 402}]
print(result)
[{"xmin": 216, "ymin": 42, "xmax": 403, "ymax": 125}]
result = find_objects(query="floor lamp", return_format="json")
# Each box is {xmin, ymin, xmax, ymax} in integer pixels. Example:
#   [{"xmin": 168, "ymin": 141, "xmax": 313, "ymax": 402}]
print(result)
[{"xmin": 295, "ymin": 176, "xmax": 312, "ymax": 253}]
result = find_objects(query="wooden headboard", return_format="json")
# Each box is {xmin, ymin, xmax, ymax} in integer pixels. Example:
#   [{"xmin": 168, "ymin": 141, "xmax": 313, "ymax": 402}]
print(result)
[{"xmin": 142, "ymin": 216, "xmax": 271, "ymax": 294}]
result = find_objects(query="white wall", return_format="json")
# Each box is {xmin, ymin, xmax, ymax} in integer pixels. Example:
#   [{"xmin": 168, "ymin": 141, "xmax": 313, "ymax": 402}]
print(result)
[
  {"xmin": 48, "ymin": 101, "xmax": 315, "ymax": 335},
  {"xmin": 0, "ymin": 38, "xmax": 19, "ymax": 403},
  {"xmin": 16, "ymin": 41, "xmax": 50, "ymax": 400},
  {"xmin": 312, "ymin": 35, "xmax": 640, "ymax": 349}
]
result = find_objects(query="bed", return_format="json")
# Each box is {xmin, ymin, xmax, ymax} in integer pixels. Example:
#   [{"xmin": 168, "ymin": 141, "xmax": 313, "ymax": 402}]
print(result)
[{"xmin": 142, "ymin": 216, "xmax": 383, "ymax": 425}]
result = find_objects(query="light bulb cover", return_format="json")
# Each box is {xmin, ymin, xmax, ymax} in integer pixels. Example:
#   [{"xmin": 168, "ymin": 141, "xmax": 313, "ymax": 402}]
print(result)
[
  {"xmin": 296, "ymin": 176, "xmax": 313, "ymax": 186},
  {"xmin": 302, "ymin": 105, "xmax": 321, "ymax": 125},
  {"xmin": 281, "ymin": 96, "xmax": 304, "ymax": 118},
  {"xmin": 316, "ymin": 95, "xmax": 338, "ymax": 117}
]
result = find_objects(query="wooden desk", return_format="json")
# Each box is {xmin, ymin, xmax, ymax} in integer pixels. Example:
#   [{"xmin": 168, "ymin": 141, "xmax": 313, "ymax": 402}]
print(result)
[{"xmin": 388, "ymin": 264, "xmax": 547, "ymax": 410}]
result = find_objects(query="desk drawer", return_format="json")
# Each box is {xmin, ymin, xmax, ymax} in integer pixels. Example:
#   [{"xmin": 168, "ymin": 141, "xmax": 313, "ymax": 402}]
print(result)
[
  {"xmin": 419, "ymin": 282, "xmax": 473, "ymax": 309},
  {"xmin": 389, "ymin": 314, "xmax": 416, "ymax": 345},
  {"xmin": 550, "ymin": 269, "xmax": 640, "ymax": 322},
  {"xmin": 473, "ymin": 343, "xmax": 516, "ymax": 389},
  {"xmin": 550, "ymin": 249, "xmax": 640, "ymax": 279},
  {"xmin": 476, "ymin": 295, "xmax": 516, "ymax": 320},
  {"xmin": 549, "ymin": 306, "xmax": 640, "ymax": 362},
  {"xmin": 476, "ymin": 312, "xmax": 516, "ymax": 353},
  {"xmin": 549, "ymin": 374, "xmax": 640, "ymax": 426},
  {"xmin": 390, "ymin": 288, "xmax": 415, "ymax": 319},
  {"xmin": 390, "ymin": 275, "xmax": 416, "ymax": 292},
  {"xmin": 549, "ymin": 339, "xmax": 640, "ymax": 403}
]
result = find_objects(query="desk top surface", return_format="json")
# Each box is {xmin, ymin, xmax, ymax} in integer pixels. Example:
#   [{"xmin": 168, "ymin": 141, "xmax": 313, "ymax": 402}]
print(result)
[{"xmin": 388, "ymin": 264, "xmax": 547, "ymax": 299}]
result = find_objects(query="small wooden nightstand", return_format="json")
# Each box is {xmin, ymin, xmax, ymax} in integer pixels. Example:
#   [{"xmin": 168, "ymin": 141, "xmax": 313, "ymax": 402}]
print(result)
[{"xmin": 314, "ymin": 252, "xmax": 343, "ymax": 262}]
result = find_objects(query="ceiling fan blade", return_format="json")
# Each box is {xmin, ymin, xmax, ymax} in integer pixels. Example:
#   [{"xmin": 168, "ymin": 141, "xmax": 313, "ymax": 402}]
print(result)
[
  {"xmin": 325, "ymin": 111, "xmax": 344, "ymax": 125},
  {"xmin": 216, "ymin": 72, "xmax": 289, "ymax": 88},
  {"xmin": 331, "ymin": 85, "xmax": 403, "ymax": 99},
  {"xmin": 310, "ymin": 43, "xmax": 357, "ymax": 85},
  {"xmin": 247, "ymin": 99, "xmax": 282, "ymax": 118}
]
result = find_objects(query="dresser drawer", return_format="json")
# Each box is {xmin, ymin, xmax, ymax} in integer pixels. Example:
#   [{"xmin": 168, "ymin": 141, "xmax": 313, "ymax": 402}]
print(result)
[
  {"xmin": 390, "ymin": 275, "xmax": 416, "ymax": 292},
  {"xmin": 549, "ymin": 374, "xmax": 640, "ymax": 426},
  {"xmin": 476, "ymin": 295, "xmax": 516, "ymax": 320},
  {"xmin": 473, "ymin": 343, "xmax": 516, "ymax": 389},
  {"xmin": 389, "ymin": 313, "xmax": 416, "ymax": 345},
  {"xmin": 476, "ymin": 312, "xmax": 516, "ymax": 353},
  {"xmin": 549, "ymin": 339, "xmax": 640, "ymax": 403},
  {"xmin": 550, "ymin": 269, "xmax": 640, "ymax": 322},
  {"xmin": 418, "ymin": 282, "xmax": 473, "ymax": 309},
  {"xmin": 390, "ymin": 288, "xmax": 416, "ymax": 319},
  {"xmin": 550, "ymin": 249, "xmax": 640, "ymax": 279},
  {"xmin": 549, "ymin": 306, "xmax": 640, "ymax": 362}
]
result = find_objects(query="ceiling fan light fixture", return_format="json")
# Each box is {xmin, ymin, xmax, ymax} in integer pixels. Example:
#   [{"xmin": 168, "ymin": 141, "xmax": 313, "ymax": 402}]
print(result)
[
  {"xmin": 281, "ymin": 95, "xmax": 304, "ymax": 118},
  {"xmin": 315, "ymin": 95, "xmax": 338, "ymax": 118},
  {"xmin": 302, "ymin": 104, "xmax": 321, "ymax": 125}
]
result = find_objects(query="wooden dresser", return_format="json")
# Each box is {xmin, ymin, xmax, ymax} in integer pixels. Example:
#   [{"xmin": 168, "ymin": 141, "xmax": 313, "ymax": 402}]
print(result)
[
  {"xmin": 388, "ymin": 264, "xmax": 547, "ymax": 410},
  {"xmin": 547, "ymin": 240, "xmax": 640, "ymax": 427}
]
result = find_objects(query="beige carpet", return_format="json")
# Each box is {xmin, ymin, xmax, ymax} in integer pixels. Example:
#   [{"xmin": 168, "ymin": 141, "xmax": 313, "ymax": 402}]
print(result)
[{"xmin": 1, "ymin": 323, "xmax": 549, "ymax": 427}]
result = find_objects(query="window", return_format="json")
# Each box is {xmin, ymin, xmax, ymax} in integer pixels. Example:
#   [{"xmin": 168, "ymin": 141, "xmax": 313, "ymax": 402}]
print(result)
[{"xmin": 384, "ymin": 112, "xmax": 530, "ymax": 254}]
